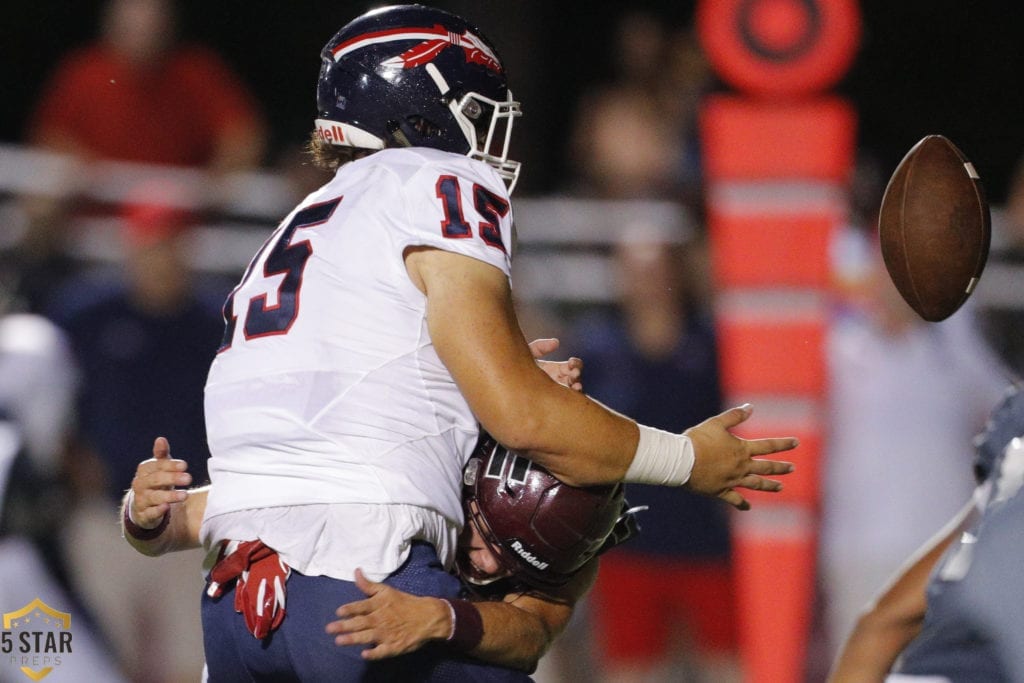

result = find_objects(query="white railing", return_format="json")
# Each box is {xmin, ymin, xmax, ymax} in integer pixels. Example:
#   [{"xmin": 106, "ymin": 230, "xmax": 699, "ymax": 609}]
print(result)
[
  {"xmin": 0, "ymin": 143, "xmax": 694, "ymax": 305},
  {"xmin": 0, "ymin": 142, "xmax": 1019, "ymax": 310}
]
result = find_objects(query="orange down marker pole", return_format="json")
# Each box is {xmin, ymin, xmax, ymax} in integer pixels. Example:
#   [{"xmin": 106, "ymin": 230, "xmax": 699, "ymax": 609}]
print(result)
[{"xmin": 696, "ymin": 1, "xmax": 861, "ymax": 681}]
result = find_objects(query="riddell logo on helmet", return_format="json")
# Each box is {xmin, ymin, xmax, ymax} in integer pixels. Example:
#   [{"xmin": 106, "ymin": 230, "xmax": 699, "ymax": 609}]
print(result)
[
  {"xmin": 316, "ymin": 123, "xmax": 346, "ymax": 144},
  {"xmin": 510, "ymin": 541, "xmax": 548, "ymax": 570}
]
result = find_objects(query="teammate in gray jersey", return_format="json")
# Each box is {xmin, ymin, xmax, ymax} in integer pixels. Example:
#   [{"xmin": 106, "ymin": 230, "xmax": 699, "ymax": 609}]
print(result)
[{"xmin": 830, "ymin": 382, "xmax": 1024, "ymax": 682}]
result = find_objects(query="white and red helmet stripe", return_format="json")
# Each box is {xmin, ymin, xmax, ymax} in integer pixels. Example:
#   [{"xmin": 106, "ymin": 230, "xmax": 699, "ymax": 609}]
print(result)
[{"xmin": 330, "ymin": 25, "xmax": 501, "ymax": 72}]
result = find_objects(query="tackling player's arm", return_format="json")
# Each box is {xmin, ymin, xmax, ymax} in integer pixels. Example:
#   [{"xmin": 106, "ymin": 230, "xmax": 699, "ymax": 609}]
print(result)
[
  {"xmin": 120, "ymin": 443, "xmax": 587, "ymax": 671},
  {"xmin": 326, "ymin": 560, "xmax": 596, "ymax": 672},
  {"xmin": 121, "ymin": 436, "xmax": 206, "ymax": 557},
  {"xmin": 472, "ymin": 560, "xmax": 596, "ymax": 671},
  {"xmin": 405, "ymin": 246, "xmax": 797, "ymax": 505},
  {"xmin": 828, "ymin": 500, "xmax": 975, "ymax": 682}
]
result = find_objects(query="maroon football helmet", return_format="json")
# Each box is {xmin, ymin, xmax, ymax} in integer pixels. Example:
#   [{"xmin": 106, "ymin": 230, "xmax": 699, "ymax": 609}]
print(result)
[{"xmin": 459, "ymin": 432, "xmax": 638, "ymax": 590}]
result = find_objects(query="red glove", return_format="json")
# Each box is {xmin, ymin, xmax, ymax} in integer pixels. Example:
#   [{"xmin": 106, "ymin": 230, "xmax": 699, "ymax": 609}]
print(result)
[{"xmin": 207, "ymin": 540, "xmax": 291, "ymax": 639}]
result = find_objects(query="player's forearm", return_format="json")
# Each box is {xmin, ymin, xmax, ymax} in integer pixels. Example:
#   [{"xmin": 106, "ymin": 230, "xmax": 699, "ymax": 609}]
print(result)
[
  {"xmin": 424, "ymin": 268, "xmax": 638, "ymax": 486},
  {"xmin": 829, "ymin": 501, "xmax": 975, "ymax": 681},
  {"xmin": 829, "ymin": 610, "xmax": 924, "ymax": 682},
  {"xmin": 830, "ymin": 571, "xmax": 940, "ymax": 682},
  {"xmin": 419, "ymin": 248, "xmax": 711, "ymax": 488},
  {"xmin": 488, "ymin": 373, "xmax": 640, "ymax": 486},
  {"xmin": 836, "ymin": 619, "xmax": 923, "ymax": 681},
  {"xmin": 456, "ymin": 345, "xmax": 697, "ymax": 489},
  {"xmin": 356, "ymin": 595, "xmax": 556, "ymax": 669},
  {"xmin": 466, "ymin": 563, "xmax": 592, "ymax": 670},
  {"xmin": 385, "ymin": 597, "xmax": 561, "ymax": 671},
  {"xmin": 468, "ymin": 601, "xmax": 557, "ymax": 672},
  {"xmin": 328, "ymin": 579, "xmax": 565, "ymax": 669},
  {"xmin": 121, "ymin": 486, "xmax": 207, "ymax": 557}
]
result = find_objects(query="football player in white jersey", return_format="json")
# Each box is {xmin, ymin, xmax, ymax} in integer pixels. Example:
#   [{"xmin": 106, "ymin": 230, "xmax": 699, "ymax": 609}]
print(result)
[
  {"xmin": 123, "ymin": 5, "xmax": 797, "ymax": 680},
  {"xmin": 124, "ymin": 431, "xmax": 636, "ymax": 674}
]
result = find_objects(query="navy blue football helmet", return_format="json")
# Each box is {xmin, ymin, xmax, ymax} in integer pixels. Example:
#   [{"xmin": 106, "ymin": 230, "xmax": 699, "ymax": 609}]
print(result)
[{"xmin": 315, "ymin": 5, "xmax": 522, "ymax": 191}]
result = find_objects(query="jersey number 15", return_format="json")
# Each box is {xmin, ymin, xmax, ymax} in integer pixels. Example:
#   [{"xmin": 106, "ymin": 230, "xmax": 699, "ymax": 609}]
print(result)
[
  {"xmin": 218, "ymin": 196, "xmax": 342, "ymax": 353},
  {"xmin": 218, "ymin": 175, "xmax": 509, "ymax": 353}
]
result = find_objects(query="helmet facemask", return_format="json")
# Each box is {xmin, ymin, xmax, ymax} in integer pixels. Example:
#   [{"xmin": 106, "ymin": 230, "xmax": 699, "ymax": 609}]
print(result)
[
  {"xmin": 457, "ymin": 498, "xmax": 519, "ymax": 586},
  {"xmin": 425, "ymin": 63, "xmax": 522, "ymax": 193}
]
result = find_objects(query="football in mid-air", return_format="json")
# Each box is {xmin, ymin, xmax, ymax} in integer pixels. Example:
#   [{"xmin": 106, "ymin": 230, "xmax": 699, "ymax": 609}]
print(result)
[{"xmin": 878, "ymin": 134, "xmax": 991, "ymax": 322}]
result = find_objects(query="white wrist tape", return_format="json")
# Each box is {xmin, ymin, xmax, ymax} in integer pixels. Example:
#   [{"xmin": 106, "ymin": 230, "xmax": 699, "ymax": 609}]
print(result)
[
  {"xmin": 625, "ymin": 424, "xmax": 695, "ymax": 486},
  {"xmin": 124, "ymin": 489, "xmax": 140, "ymax": 525}
]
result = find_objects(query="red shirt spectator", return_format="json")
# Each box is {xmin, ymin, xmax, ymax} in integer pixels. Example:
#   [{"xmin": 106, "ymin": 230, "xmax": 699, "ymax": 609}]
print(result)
[
  {"xmin": 31, "ymin": 44, "xmax": 263, "ymax": 169},
  {"xmin": 28, "ymin": 0, "xmax": 265, "ymax": 172}
]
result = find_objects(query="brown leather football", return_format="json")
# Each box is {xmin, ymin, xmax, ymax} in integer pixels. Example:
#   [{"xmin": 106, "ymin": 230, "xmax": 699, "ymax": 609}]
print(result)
[{"xmin": 878, "ymin": 135, "xmax": 991, "ymax": 322}]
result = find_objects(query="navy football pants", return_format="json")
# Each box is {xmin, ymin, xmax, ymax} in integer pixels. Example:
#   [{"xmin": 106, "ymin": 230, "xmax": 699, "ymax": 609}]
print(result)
[{"xmin": 201, "ymin": 542, "xmax": 531, "ymax": 682}]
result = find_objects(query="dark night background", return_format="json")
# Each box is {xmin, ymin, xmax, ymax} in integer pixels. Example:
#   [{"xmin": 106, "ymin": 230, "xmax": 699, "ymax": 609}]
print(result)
[{"xmin": 3, "ymin": 0, "xmax": 1024, "ymax": 202}]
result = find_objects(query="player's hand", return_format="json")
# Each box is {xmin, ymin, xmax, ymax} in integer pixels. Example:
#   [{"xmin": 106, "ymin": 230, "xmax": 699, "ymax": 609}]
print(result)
[
  {"xmin": 529, "ymin": 338, "xmax": 583, "ymax": 392},
  {"xmin": 326, "ymin": 568, "xmax": 452, "ymax": 659},
  {"xmin": 684, "ymin": 404, "xmax": 797, "ymax": 511},
  {"xmin": 129, "ymin": 437, "xmax": 191, "ymax": 529}
]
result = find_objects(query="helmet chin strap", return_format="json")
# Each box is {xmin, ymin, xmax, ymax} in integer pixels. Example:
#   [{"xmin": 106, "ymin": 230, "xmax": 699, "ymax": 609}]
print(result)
[{"xmin": 385, "ymin": 120, "xmax": 413, "ymax": 147}]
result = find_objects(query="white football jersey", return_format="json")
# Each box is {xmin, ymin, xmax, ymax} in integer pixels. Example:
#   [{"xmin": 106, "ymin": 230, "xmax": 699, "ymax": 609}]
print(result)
[{"xmin": 202, "ymin": 148, "xmax": 513, "ymax": 577}]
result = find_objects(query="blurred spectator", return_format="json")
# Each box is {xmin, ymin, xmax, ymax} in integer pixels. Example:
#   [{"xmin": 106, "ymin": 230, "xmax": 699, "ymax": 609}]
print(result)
[
  {"xmin": 49, "ymin": 183, "xmax": 225, "ymax": 682},
  {"xmin": 0, "ymin": 311, "xmax": 77, "ymax": 582},
  {"xmin": 978, "ymin": 156, "xmax": 1024, "ymax": 379},
  {"xmin": 571, "ymin": 89, "xmax": 681, "ymax": 199},
  {"xmin": 28, "ymin": 0, "xmax": 266, "ymax": 176},
  {"xmin": 567, "ymin": 226, "xmax": 740, "ymax": 683},
  {"xmin": 532, "ymin": 11, "xmax": 728, "ymax": 682},
  {"xmin": 819, "ymin": 225, "xmax": 1011, "ymax": 664},
  {"xmin": 0, "ymin": 313, "xmax": 76, "ymax": 489},
  {"xmin": 0, "ymin": 191, "xmax": 84, "ymax": 315},
  {"xmin": 0, "ymin": 311, "xmax": 128, "ymax": 682},
  {"xmin": 567, "ymin": 9, "xmax": 711, "ymax": 208},
  {"xmin": 13, "ymin": 0, "xmax": 267, "ymax": 340}
]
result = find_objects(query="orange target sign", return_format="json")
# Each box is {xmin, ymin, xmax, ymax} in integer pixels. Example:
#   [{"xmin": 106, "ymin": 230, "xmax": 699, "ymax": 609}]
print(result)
[{"xmin": 697, "ymin": 0, "xmax": 861, "ymax": 97}]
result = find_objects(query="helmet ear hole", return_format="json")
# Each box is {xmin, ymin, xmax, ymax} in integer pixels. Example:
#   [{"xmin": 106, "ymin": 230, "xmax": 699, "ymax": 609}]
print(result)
[
  {"xmin": 386, "ymin": 117, "xmax": 445, "ymax": 148},
  {"xmin": 406, "ymin": 115, "xmax": 442, "ymax": 139}
]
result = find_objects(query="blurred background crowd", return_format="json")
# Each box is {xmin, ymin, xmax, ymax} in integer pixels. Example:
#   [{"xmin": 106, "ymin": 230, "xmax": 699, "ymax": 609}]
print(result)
[{"xmin": 0, "ymin": 1, "xmax": 1022, "ymax": 682}]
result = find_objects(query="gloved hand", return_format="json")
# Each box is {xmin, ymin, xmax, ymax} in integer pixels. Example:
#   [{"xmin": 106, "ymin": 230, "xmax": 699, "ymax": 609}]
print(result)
[{"xmin": 207, "ymin": 540, "xmax": 291, "ymax": 639}]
